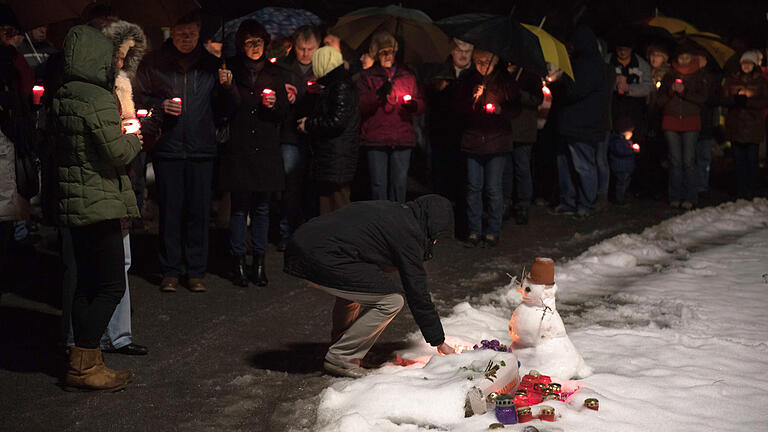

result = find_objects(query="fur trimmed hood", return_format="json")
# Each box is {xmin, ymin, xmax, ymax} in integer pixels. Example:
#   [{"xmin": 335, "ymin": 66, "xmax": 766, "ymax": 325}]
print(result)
[{"xmin": 102, "ymin": 20, "xmax": 146, "ymax": 77}]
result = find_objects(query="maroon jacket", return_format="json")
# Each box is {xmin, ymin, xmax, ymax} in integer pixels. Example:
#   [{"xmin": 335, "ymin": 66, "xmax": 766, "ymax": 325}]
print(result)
[{"xmin": 356, "ymin": 63, "xmax": 425, "ymax": 147}]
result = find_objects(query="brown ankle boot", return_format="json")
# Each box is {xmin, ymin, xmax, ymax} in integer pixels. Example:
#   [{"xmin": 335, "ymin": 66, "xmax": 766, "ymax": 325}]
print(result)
[{"xmin": 63, "ymin": 346, "xmax": 134, "ymax": 392}]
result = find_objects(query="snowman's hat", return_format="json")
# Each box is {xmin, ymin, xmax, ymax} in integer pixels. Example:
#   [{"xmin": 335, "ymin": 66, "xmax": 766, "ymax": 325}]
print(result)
[{"xmin": 527, "ymin": 257, "xmax": 554, "ymax": 285}]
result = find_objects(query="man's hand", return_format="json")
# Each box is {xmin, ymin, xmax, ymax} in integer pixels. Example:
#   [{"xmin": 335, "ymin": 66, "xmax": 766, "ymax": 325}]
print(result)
[
  {"xmin": 472, "ymin": 84, "xmax": 485, "ymax": 101},
  {"xmin": 218, "ymin": 68, "xmax": 232, "ymax": 87},
  {"xmin": 163, "ymin": 98, "xmax": 182, "ymax": 116},
  {"xmin": 297, "ymin": 117, "xmax": 308, "ymax": 134},
  {"xmin": 437, "ymin": 342, "xmax": 455, "ymax": 355},
  {"xmin": 285, "ymin": 83, "xmax": 297, "ymax": 104}
]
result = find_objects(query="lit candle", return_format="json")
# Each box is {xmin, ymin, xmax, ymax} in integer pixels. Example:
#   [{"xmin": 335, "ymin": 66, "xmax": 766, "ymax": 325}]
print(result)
[
  {"xmin": 485, "ymin": 103, "xmax": 495, "ymax": 113},
  {"xmin": 269, "ymin": 57, "xmax": 277, "ymax": 63},
  {"xmin": 32, "ymin": 85, "xmax": 45, "ymax": 105},
  {"xmin": 542, "ymin": 86, "xmax": 551, "ymax": 96},
  {"xmin": 307, "ymin": 81, "xmax": 315, "ymax": 87},
  {"xmin": 121, "ymin": 118, "xmax": 140, "ymax": 134},
  {"xmin": 403, "ymin": 94, "xmax": 412, "ymax": 103},
  {"xmin": 262, "ymin": 88, "xmax": 274, "ymax": 105},
  {"xmin": 632, "ymin": 143, "xmax": 640, "ymax": 153},
  {"xmin": 136, "ymin": 108, "xmax": 149, "ymax": 118}
]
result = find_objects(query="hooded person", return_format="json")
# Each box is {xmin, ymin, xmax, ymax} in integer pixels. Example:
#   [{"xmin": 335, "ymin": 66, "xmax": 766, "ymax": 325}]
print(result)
[
  {"xmin": 53, "ymin": 24, "xmax": 142, "ymax": 391},
  {"xmin": 283, "ymin": 194, "xmax": 457, "ymax": 377},
  {"xmin": 297, "ymin": 46, "xmax": 360, "ymax": 214}
]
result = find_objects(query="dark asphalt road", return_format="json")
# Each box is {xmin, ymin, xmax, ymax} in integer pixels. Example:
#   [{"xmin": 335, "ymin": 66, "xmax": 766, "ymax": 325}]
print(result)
[{"xmin": 0, "ymin": 194, "xmax": 722, "ymax": 431}]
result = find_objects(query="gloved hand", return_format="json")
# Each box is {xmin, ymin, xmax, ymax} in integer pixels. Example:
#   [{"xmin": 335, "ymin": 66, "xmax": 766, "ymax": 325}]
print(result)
[
  {"xmin": 734, "ymin": 93, "xmax": 747, "ymax": 107},
  {"xmin": 404, "ymin": 99, "xmax": 418, "ymax": 113},
  {"xmin": 376, "ymin": 81, "xmax": 393, "ymax": 99}
]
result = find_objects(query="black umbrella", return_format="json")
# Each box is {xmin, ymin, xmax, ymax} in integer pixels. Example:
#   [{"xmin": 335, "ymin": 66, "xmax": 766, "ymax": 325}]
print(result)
[
  {"xmin": 447, "ymin": 15, "xmax": 546, "ymax": 73},
  {"xmin": 436, "ymin": 13, "xmax": 496, "ymax": 39}
]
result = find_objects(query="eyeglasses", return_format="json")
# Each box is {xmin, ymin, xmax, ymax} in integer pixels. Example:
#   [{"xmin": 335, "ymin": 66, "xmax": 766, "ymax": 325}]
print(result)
[{"xmin": 244, "ymin": 39, "xmax": 265, "ymax": 49}]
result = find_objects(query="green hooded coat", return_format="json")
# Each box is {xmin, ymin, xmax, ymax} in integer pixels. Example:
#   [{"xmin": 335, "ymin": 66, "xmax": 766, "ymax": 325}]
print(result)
[{"xmin": 53, "ymin": 25, "xmax": 141, "ymax": 227}]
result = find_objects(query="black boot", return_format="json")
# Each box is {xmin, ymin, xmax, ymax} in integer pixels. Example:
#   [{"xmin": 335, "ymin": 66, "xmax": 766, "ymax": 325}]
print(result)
[
  {"xmin": 515, "ymin": 207, "xmax": 529, "ymax": 225},
  {"xmin": 232, "ymin": 255, "xmax": 249, "ymax": 287},
  {"xmin": 251, "ymin": 253, "xmax": 268, "ymax": 287}
]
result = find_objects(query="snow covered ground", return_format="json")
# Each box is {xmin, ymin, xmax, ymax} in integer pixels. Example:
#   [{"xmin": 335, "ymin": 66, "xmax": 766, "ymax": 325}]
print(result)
[{"xmin": 311, "ymin": 199, "xmax": 768, "ymax": 432}]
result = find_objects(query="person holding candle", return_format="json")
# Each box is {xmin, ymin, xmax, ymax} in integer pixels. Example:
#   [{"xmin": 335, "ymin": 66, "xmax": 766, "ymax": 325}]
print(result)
[
  {"xmin": 607, "ymin": 117, "xmax": 638, "ymax": 206},
  {"xmin": 217, "ymin": 20, "xmax": 289, "ymax": 287},
  {"xmin": 135, "ymin": 10, "xmax": 231, "ymax": 293},
  {"xmin": 721, "ymin": 50, "xmax": 768, "ymax": 200},
  {"xmin": 357, "ymin": 30, "xmax": 424, "ymax": 203},
  {"xmin": 52, "ymin": 25, "xmax": 141, "ymax": 391},
  {"xmin": 453, "ymin": 48, "xmax": 520, "ymax": 247},
  {"xmin": 656, "ymin": 42, "xmax": 708, "ymax": 209}
]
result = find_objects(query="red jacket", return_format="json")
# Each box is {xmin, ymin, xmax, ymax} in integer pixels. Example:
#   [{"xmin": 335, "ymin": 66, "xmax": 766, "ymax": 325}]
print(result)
[{"xmin": 356, "ymin": 64, "xmax": 425, "ymax": 147}]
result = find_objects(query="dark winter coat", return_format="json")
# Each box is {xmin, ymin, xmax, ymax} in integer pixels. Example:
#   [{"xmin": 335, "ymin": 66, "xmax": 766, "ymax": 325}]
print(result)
[
  {"xmin": 721, "ymin": 69, "xmax": 768, "ymax": 144},
  {"xmin": 275, "ymin": 55, "xmax": 317, "ymax": 145},
  {"xmin": 357, "ymin": 63, "xmax": 425, "ymax": 147},
  {"xmin": 510, "ymin": 68, "xmax": 543, "ymax": 144},
  {"xmin": 606, "ymin": 53, "xmax": 652, "ymax": 129},
  {"xmin": 134, "ymin": 40, "xmax": 225, "ymax": 159},
  {"xmin": 218, "ymin": 55, "xmax": 289, "ymax": 192},
  {"xmin": 557, "ymin": 27, "xmax": 613, "ymax": 143},
  {"xmin": 52, "ymin": 25, "xmax": 140, "ymax": 227},
  {"xmin": 424, "ymin": 60, "xmax": 473, "ymax": 148},
  {"xmin": 454, "ymin": 68, "xmax": 520, "ymax": 154},
  {"xmin": 283, "ymin": 195, "xmax": 455, "ymax": 346},
  {"xmin": 698, "ymin": 67, "xmax": 722, "ymax": 139},
  {"xmin": 306, "ymin": 65, "xmax": 360, "ymax": 185},
  {"xmin": 608, "ymin": 133, "xmax": 636, "ymax": 173},
  {"xmin": 656, "ymin": 63, "xmax": 708, "ymax": 132}
]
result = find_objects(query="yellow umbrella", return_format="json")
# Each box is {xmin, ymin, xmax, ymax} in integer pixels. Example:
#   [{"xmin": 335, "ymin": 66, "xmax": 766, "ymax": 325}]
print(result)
[
  {"xmin": 521, "ymin": 24, "xmax": 574, "ymax": 80},
  {"xmin": 646, "ymin": 16, "xmax": 698, "ymax": 34},
  {"xmin": 685, "ymin": 33, "xmax": 736, "ymax": 68}
]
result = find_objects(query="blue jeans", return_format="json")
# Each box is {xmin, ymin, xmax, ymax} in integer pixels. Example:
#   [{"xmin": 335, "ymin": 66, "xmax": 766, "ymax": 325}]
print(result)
[
  {"xmin": 229, "ymin": 191, "xmax": 270, "ymax": 256},
  {"xmin": 557, "ymin": 139, "xmax": 598, "ymax": 213},
  {"xmin": 695, "ymin": 137, "xmax": 713, "ymax": 193},
  {"xmin": 67, "ymin": 233, "xmax": 133, "ymax": 350},
  {"xmin": 466, "ymin": 153, "xmax": 507, "ymax": 237},
  {"xmin": 665, "ymin": 131, "xmax": 698, "ymax": 203},
  {"xmin": 733, "ymin": 141, "xmax": 759, "ymax": 199},
  {"xmin": 502, "ymin": 143, "xmax": 533, "ymax": 209},
  {"xmin": 279, "ymin": 142, "xmax": 310, "ymax": 239},
  {"xmin": 367, "ymin": 147, "xmax": 412, "ymax": 203},
  {"xmin": 597, "ymin": 132, "xmax": 610, "ymax": 196}
]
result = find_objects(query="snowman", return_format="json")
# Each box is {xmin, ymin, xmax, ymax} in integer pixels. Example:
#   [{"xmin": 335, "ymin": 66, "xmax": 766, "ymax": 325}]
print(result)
[{"xmin": 508, "ymin": 257, "xmax": 592, "ymax": 379}]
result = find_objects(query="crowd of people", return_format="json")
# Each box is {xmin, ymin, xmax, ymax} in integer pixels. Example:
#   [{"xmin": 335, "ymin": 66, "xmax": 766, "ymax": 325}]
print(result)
[{"xmin": 0, "ymin": 3, "xmax": 767, "ymax": 388}]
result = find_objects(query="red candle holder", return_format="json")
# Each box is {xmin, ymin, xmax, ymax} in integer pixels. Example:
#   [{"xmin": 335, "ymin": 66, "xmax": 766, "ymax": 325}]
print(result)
[
  {"xmin": 484, "ymin": 103, "xmax": 495, "ymax": 113},
  {"xmin": 675, "ymin": 78, "xmax": 683, "ymax": 84},
  {"xmin": 516, "ymin": 406, "xmax": 533, "ymax": 423},
  {"xmin": 539, "ymin": 405, "xmax": 555, "ymax": 422},
  {"xmin": 32, "ymin": 85, "xmax": 44, "ymax": 105},
  {"xmin": 632, "ymin": 143, "xmax": 640, "ymax": 153},
  {"xmin": 536, "ymin": 375, "xmax": 552, "ymax": 385},
  {"xmin": 121, "ymin": 118, "xmax": 140, "ymax": 135},
  {"xmin": 403, "ymin": 94, "xmax": 412, "ymax": 103},
  {"xmin": 307, "ymin": 80, "xmax": 315, "ymax": 87},
  {"xmin": 262, "ymin": 88, "xmax": 274, "ymax": 105},
  {"xmin": 269, "ymin": 57, "xmax": 277, "ymax": 63},
  {"xmin": 136, "ymin": 108, "xmax": 149, "ymax": 118}
]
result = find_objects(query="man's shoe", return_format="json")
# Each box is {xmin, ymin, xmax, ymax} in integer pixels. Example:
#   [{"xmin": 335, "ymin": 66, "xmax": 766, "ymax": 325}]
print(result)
[
  {"xmin": 514, "ymin": 207, "xmax": 529, "ymax": 225},
  {"xmin": 323, "ymin": 360, "xmax": 366, "ymax": 379},
  {"xmin": 464, "ymin": 234, "xmax": 481, "ymax": 248},
  {"xmin": 159, "ymin": 276, "xmax": 179, "ymax": 293},
  {"xmin": 231, "ymin": 255, "xmax": 249, "ymax": 287},
  {"xmin": 188, "ymin": 277, "xmax": 207, "ymax": 293},
  {"xmin": 104, "ymin": 343, "xmax": 148, "ymax": 356},
  {"xmin": 63, "ymin": 346, "xmax": 133, "ymax": 392},
  {"xmin": 483, "ymin": 234, "xmax": 499, "ymax": 247},
  {"xmin": 276, "ymin": 238, "xmax": 288, "ymax": 252},
  {"xmin": 250, "ymin": 253, "xmax": 268, "ymax": 287},
  {"xmin": 549, "ymin": 205, "xmax": 575, "ymax": 216}
]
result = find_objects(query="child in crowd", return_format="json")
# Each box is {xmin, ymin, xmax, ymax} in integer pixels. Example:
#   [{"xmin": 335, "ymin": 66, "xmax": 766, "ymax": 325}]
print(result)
[{"xmin": 608, "ymin": 117, "xmax": 638, "ymax": 205}]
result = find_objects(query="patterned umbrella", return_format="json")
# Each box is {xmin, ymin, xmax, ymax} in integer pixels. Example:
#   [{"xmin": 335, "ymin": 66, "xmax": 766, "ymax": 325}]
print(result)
[{"xmin": 223, "ymin": 7, "xmax": 322, "ymax": 58}]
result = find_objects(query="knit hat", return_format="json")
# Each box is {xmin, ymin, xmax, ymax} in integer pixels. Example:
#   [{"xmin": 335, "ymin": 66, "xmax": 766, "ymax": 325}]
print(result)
[
  {"xmin": 368, "ymin": 30, "xmax": 398, "ymax": 57},
  {"xmin": 740, "ymin": 50, "xmax": 761, "ymax": 66},
  {"xmin": 527, "ymin": 257, "xmax": 555, "ymax": 285},
  {"xmin": 312, "ymin": 46, "xmax": 343, "ymax": 79}
]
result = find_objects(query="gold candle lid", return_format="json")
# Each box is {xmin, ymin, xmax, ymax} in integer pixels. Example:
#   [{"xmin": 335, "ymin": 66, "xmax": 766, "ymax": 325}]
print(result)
[
  {"xmin": 540, "ymin": 405, "xmax": 555, "ymax": 415},
  {"xmin": 517, "ymin": 406, "xmax": 532, "ymax": 415}
]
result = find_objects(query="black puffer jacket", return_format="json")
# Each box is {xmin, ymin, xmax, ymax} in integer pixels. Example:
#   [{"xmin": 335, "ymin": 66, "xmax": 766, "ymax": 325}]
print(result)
[
  {"xmin": 283, "ymin": 195, "xmax": 454, "ymax": 346},
  {"xmin": 306, "ymin": 65, "xmax": 359, "ymax": 185},
  {"xmin": 134, "ymin": 40, "xmax": 225, "ymax": 159},
  {"xmin": 218, "ymin": 55, "xmax": 288, "ymax": 192}
]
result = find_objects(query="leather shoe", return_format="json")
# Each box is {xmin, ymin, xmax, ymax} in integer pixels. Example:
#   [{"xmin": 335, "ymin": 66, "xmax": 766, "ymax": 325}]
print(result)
[
  {"xmin": 323, "ymin": 360, "xmax": 366, "ymax": 379},
  {"xmin": 104, "ymin": 343, "xmax": 148, "ymax": 356},
  {"xmin": 188, "ymin": 277, "xmax": 207, "ymax": 292},
  {"xmin": 159, "ymin": 276, "xmax": 178, "ymax": 292}
]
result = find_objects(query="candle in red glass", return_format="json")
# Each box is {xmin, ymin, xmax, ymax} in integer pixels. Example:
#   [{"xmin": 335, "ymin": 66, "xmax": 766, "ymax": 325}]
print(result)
[
  {"xmin": 632, "ymin": 143, "xmax": 640, "ymax": 153},
  {"xmin": 307, "ymin": 81, "xmax": 315, "ymax": 87},
  {"xmin": 539, "ymin": 405, "xmax": 555, "ymax": 422},
  {"xmin": 136, "ymin": 108, "xmax": 149, "ymax": 118},
  {"xmin": 269, "ymin": 57, "xmax": 277, "ymax": 63},
  {"xmin": 675, "ymin": 78, "xmax": 683, "ymax": 84},
  {"xmin": 122, "ymin": 118, "xmax": 140, "ymax": 134},
  {"xmin": 517, "ymin": 406, "xmax": 533, "ymax": 423},
  {"xmin": 536, "ymin": 375, "xmax": 552, "ymax": 385},
  {"xmin": 402, "ymin": 94, "xmax": 412, "ymax": 103},
  {"xmin": 32, "ymin": 85, "xmax": 44, "ymax": 105},
  {"xmin": 171, "ymin": 97, "xmax": 182, "ymax": 111},
  {"xmin": 262, "ymin": 88, "xmax": 274, "ymax": 105},
  {"xmin": 485, "ymin": 103, "xmax": 495, "ymax": 113}
]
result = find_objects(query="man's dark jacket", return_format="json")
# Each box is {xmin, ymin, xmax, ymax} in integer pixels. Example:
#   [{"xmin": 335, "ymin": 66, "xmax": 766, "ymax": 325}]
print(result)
[
  {"xmin": 306, "ymin": 65, "xmax": 359, "ymax": 185},
  {"xmin": 134, "ymin": 40, "xmax": 224, "ymax": 159},
  {"xmin": 275, "ymin": 54, "xmax": 317, "ymax": 145},
  {"xmin": 283, "ymin": 194, "xmax": 454, "ymax": 346}
]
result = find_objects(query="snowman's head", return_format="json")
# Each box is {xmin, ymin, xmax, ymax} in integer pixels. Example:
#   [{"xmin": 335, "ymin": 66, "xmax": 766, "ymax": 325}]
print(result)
[{"xmin": 518, "ymin": 278, "xmax": 558, "ymax": 304}]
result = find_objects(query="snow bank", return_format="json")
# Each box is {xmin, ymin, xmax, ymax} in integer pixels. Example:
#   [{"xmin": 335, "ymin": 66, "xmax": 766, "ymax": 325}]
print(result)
[{"xmin": 312, "ymin": 199, "xmax": 768, "ymax": 431}]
